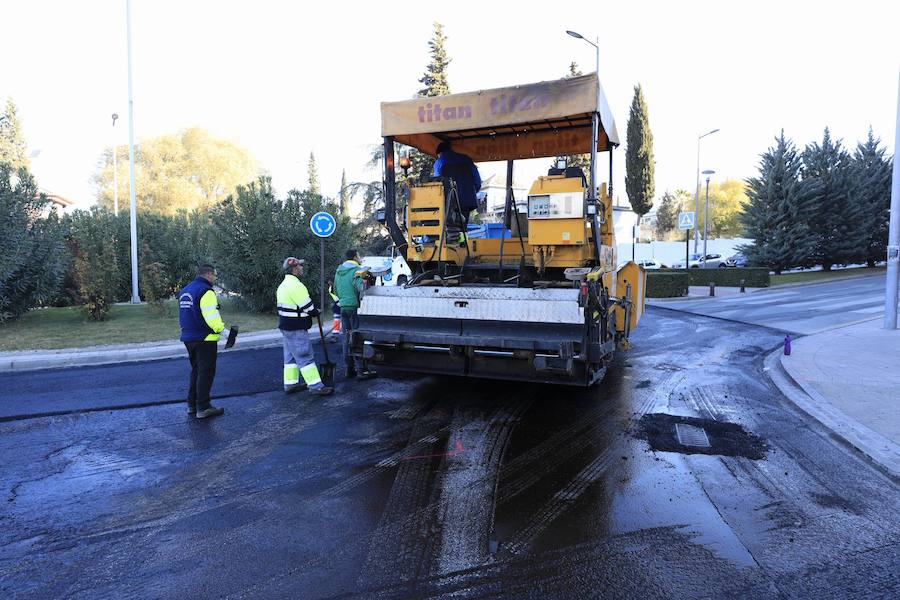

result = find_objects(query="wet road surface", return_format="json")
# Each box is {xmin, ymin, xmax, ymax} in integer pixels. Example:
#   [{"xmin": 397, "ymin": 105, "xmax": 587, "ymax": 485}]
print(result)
[{"xmin": 1, "ymin": 307, "xmax": 899, "ymax": 598}]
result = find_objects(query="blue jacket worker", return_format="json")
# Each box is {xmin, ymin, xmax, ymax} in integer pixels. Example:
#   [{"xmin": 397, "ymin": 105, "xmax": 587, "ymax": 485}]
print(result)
[
  {"xmin": 276, "ymin": 257, "xmax": 333, "ymax": 396},
  {"xmin": 433, "ymin": 140, "xmax": 482, "ymax": 240},
  {"xmin": 178, "ymin": 264, "xmax": 226, "ymax": 419}
]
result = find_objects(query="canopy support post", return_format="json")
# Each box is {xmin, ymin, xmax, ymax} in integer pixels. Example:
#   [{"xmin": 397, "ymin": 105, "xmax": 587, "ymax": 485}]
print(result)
[
  {"xmin": 382, "ymin": 136, "xmax": 407, "ymax": 260},
  {"xmin": 588, "ymin": 113, "xmax": 603, "ymax": 264}
]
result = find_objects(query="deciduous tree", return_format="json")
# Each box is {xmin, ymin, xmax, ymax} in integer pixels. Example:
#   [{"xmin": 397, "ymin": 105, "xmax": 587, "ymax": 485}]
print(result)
[{"xmin": 93, "ymin": 127, "xmax": 260, "ymax": 215}]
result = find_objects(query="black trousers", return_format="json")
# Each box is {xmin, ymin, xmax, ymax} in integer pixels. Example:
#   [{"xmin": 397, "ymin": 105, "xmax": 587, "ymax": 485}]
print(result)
[{"xmin": 184, "ymin": 341, "xmax": 218, "ymax": 410}]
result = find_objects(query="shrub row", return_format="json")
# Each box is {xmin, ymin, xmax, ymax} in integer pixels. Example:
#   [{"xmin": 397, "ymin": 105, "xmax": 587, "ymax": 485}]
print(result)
[
  {"xmin": 657, "ymin": 267, "xmax": 769, "ymax": 288},
  {"xmin": 646, "ymin": 272, "xmax": 689, "ymax": 298}
]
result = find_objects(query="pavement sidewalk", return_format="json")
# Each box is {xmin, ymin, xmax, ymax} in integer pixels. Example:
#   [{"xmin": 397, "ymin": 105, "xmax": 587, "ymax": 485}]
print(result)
[
  {"xmin": 767, "ymin": 318, "xmax": 900, "ymax": 479},
  {"xmin": 0, "ymin": 320, "xmax": 338, "ymax": 373},
  {"xmin": 646, "ymin": 285, "xmax": 761, "ymax": 303}
]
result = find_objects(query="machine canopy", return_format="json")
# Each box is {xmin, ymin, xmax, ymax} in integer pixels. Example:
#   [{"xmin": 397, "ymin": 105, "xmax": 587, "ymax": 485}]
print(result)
[{"xmin": 380, "ymin": 73, "xmax": 619, "ymax": 162}]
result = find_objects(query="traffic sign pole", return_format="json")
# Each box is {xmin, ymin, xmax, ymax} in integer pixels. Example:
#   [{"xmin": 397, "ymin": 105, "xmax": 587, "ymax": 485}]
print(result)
[
  {"xmin": 320, "ymin": 238, "xmax": 325, "ymax": 315},
  {"xmin": 310, "ymin": 211, "xmax": 337, "ymax": 318}
]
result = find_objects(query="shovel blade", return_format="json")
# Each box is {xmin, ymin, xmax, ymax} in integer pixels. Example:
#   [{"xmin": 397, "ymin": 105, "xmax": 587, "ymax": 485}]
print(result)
[{"xmin": 320, "ymin": 362, "xmax": 336, "ymax": 388}]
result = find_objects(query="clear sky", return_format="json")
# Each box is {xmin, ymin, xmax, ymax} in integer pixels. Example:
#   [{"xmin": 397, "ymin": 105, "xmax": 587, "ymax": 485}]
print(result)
[{"xmin": 2, "ymin": 0, "xmax": 898, "ymax": 212}]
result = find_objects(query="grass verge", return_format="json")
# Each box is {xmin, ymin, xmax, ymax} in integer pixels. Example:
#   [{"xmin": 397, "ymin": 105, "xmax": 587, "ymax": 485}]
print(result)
[
  {"xmin": 770, "ymin": 266, "xmax": 885, "ymax": 286},
  {"xmin": 0, "ymin": 299, "xmax": 278, "ymax": 352}
]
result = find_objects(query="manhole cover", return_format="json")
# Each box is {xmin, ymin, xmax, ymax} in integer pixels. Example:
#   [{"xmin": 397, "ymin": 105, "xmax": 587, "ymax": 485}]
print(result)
[{"xmin": 675, "ymin": 423, "xmax": 710, "ymax": 447}]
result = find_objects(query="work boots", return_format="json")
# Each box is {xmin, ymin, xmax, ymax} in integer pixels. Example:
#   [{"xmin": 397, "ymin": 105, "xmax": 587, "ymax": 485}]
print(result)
[
  {"xmin": 195, "ymin": 405, "xmax": 225, "ymax": 419},
  {"xmin": 310, "ymin": 386, "xmax": 334, "ymax": 397}
]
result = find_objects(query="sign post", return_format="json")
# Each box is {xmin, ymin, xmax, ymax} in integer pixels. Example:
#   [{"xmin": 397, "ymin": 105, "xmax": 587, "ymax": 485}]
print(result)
[
  {"xmin": 678, "ymin": 211, "xmax": 696, "ymax": 272},
  {"xmin": 310, "ymin": 211, "xmax": 337, "ymax": 314}
]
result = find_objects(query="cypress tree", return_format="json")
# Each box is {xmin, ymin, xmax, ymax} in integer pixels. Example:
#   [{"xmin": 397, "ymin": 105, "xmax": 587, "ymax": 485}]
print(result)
[
  {"xmin": 340, "ymin": 169, "xmax": 350, "ymax": 217},
  {"xmin": 800, "ymin": 129, "xmax": 856, "ymax": 270},
  {"xmin": 307, "ymin": 151, "xmax": 320, "ymax": 195},
  {"xmin": 850, "ymin": 128, "xmax": 892, "ymax": 267},
  {"xmin": 625, "ymin": 84, "xmax": 655, "ymax": 219}
]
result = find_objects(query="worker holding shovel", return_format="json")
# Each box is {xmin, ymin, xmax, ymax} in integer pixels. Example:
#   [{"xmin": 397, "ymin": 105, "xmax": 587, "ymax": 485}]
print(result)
[
  {"xmin": 334, "ymin": 249, "xmax": 377, "ymax": 380},
  {"xmin": 276, "ymin": 257, "xmax": 333, "ymax": 396}
]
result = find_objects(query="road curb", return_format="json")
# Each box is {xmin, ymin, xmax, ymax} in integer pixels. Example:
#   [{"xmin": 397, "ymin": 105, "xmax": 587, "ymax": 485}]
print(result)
[
  {"xmin": 0, "ymin": 329, "xmax": 328, "ymax": 373},
  {"xmin": 764, "ymin": 349, "xmax": 900, "ymax": 481}
]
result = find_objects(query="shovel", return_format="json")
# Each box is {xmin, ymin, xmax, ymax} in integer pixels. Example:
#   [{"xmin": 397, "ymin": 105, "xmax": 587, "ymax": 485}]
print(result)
[{"xmin": 315, "ymin": 314, "xmax": 336, "ymax": 388}]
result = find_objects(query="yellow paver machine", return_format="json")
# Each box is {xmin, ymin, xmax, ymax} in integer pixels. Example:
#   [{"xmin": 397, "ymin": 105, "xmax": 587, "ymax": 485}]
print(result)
[{"xmin": 351, "ymin": 73, "xmax": 645, "ymax": 386}]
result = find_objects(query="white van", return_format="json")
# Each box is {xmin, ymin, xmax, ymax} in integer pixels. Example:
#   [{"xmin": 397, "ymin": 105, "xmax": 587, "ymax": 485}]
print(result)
[{"xmin": 360, "ymin": 251, "xmax": 412, "ymax": 286}]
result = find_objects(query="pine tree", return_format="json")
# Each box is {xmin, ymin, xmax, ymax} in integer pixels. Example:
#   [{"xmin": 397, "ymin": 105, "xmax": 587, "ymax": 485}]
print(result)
[
  {"xmin": 553, "ymin": 62, "xmax": 590, "ymax": 178},
  {"xmin": 800, "ymin": 129, "xmax": 857, "ymax": 270},
  {"xmin": 307, "ymin": 151, "xmax": 319, "ymax": 194},
  {"xmin": 408, "ymin": 23, "xmax": 453, "ymax": 182},
  {"xmin": 625, "ymin": 84, "xmax": 655, "ymax": 218},
  {"xmin": 850, "ymin": 128, "xmax": 892, "ymax": 266},
  {"xmin": 0, "ymin": 98, "xmax": 31, "ymax": 171},
  {"xmin": 418, "ymin": 22, "xmax": 451, "ymax": 97},
  {"xmin": 741, "ymin": 131, "xmax": 813, "ymax": 272},
  {"xmin": 340, "ymin": 169, "xmax": 350, "ymax": 217}
]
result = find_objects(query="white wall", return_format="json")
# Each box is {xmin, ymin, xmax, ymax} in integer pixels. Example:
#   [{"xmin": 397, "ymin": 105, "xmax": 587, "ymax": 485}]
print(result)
[{"xmin": 617, "ymin": 238, "xmax": 752, "ymax": 267}]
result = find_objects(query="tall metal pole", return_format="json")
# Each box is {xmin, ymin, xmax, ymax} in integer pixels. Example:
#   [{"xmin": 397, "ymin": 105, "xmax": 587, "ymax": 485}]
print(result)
[
  {"xmin": 703, "ymin": 176, "xmax": 711, "ymax": 260},
  {"xmin": 693, "ymin": 129, "xmax": 719, "ymax": 253},
  {"xmin": 112, "ymin": 116, "xmax": 119, "ymax": 216},
  {"xmin": 126, "ymin": 0, "xmax": 140, "ymax": 303},
  {"xmin": 884, "ymin": 67, "xmax": 900, "ymax": 329},
  {"xmin": 693, "ymin": 138, "xmax": 701, "ymax": 253}
]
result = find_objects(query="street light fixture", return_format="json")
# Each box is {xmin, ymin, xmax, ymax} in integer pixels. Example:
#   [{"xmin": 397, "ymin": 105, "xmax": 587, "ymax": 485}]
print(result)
[
  {"xmin": 111, "ymin": 113, "xmax": 119, "ymax": 216},
  {"xmin": 702, "ymin": 169, "xmax": 715, "ymax": 260},
  {"xmin": 694, "ymin": 128, "xmax": 720, "ymax": 253}
]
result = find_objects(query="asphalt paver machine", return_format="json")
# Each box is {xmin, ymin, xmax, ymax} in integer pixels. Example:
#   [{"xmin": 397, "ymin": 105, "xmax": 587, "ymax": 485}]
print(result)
[{"xmin": 351, "ymin": 73, "xmax": 645, "ymax": 386}]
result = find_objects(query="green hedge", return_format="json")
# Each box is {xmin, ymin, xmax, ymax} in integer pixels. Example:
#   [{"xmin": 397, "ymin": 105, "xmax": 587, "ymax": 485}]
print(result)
[
  {"xmin": 658, "ymin": 268, "xmax": 769, "ymax": 288},
  {"xmin": 646, "ymin": 272, "xmax": 689, "ymax": 297}
]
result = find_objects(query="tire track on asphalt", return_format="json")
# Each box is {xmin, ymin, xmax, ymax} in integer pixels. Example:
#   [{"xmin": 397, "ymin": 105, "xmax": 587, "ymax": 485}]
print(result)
[{"xmin": 431, "ymin": 398, "xmax": 532, "ymax": 575}]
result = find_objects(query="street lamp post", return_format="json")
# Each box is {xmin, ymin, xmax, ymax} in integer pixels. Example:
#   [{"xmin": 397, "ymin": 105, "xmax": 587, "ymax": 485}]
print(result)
[
  {"xmin": 694, "ymin": 129, "xmax": 720, "ymax": 253},
  {"xmin": 566, "ymin": 30, "xmax": 601, "ymax": 201},
  {"xmin": 885, "ymin": 67, "xmax": 900, "ymax": 329},
  {"xmin": 702, "ymin": 169, "xmax": 715, "ymax": 259},
  {"xmin": 126, "ymin": 0, "xmax": 140, "ymax": 303},
  {"xmin": 111, "ymin": 113, "xmax": 119, "ymax": 216}
]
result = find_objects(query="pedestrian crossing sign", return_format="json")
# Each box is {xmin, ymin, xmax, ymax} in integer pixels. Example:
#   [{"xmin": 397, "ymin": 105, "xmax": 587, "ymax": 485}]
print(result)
[{"xmin": 678, "ymin": 211, "xmax": 695, "ymax": 230}]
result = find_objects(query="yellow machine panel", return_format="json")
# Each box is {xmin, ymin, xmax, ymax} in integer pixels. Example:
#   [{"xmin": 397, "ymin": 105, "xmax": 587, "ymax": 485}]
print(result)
[{"xmin": 614, "ymin": 262, "xmax": 646, "ymax": 333}]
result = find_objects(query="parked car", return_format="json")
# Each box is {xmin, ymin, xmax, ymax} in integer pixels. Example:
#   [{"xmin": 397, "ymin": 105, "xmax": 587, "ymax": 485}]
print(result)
[
  {"xmin": 725, "ymin": 253, "xmax": 748, "ymax": 267},
  {"xmin": 699, "ymin": 253, "xmax": 729, "ymax": 268},
  {"xmin": 637, "ymin": 259, "xmax": 664, "ymax": 270},
  {"xmin": 672, "ymin": 253, "xmax": 703, "ymax": 269}
]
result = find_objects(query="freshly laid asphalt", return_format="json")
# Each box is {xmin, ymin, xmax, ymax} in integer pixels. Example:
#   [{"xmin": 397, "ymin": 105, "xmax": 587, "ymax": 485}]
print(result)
[{"xmin": 2, "ymin": 306, "xmax": 898, "ymax": 598}]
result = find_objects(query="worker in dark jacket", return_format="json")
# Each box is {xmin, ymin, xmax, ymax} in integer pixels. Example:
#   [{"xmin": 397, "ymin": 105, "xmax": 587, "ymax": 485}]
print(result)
[
  {"xmin": 433, "ymin": 140, "xmax": 482, "ymax": 242},
  {"xmin": 178, "ymin": 264, "xmax": 226, "ymax": 419},
  {"xmin": 334, "ymin": 249, "xmax": 376, "ymax": 379}
]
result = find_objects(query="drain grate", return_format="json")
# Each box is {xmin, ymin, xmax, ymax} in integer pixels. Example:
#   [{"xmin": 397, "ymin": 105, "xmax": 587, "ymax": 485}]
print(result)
[{"xmin": 675, "ymin": 423, "xmax": 710, "ymax": 448}]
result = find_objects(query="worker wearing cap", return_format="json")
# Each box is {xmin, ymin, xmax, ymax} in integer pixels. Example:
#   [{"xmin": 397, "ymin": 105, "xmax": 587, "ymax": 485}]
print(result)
[
  {"xmin": 334, "ymin": 248, "xmax": 377, "ymax": 379},
  {"xmin": 276, "ymin": 257, "xmax": 333, "ymax": 396}
]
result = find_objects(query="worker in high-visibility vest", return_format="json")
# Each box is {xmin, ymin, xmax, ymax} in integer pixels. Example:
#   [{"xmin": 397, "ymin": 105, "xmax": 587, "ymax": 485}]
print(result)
[
  {"xmin": 178, "ymin": 264, "xmax": 226, "ymax": 419},
  {"xmin": 276, "ymin": 257, "xmax": 333, "ymax": 396}
]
